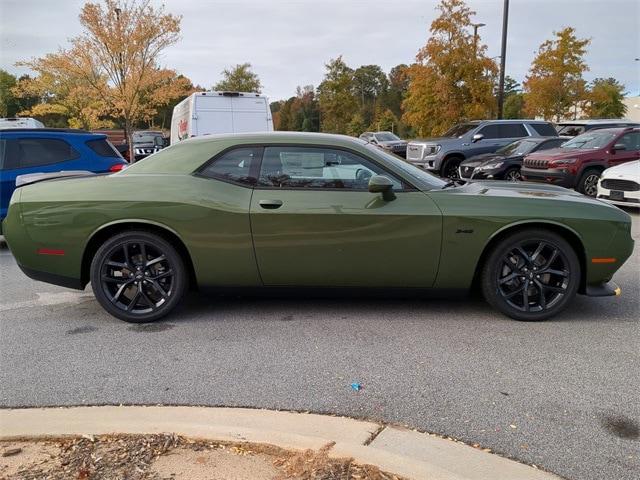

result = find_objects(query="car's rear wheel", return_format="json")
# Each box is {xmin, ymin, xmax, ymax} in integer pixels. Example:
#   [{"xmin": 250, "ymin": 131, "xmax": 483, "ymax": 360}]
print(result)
[
  {"xmin": 577, "ymin": 169, "xmax": 601, "ymax": 197},
  {"xmin": 441, "ymin": 156, "xmax": 463, "ymax": 179},
  {"xmin": 90, "ymin": 231, "xmax": 187, "ymax": 323},
  {"xmin": 503, "ymin": 167, "xmax": 522, "ymax": 182},
  {"xmin": 481, "ymin": 229, "xmax": 580, "ymax": 321}
]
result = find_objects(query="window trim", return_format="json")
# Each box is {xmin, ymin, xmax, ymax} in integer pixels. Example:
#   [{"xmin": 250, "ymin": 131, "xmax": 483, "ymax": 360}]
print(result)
[{"xmin": 194, "ymin": 143, "xmax": 419, "ymax": 192}]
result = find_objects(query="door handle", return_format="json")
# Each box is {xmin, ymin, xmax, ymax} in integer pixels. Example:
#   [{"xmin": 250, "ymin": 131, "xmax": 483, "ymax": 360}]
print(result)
[{"xmin": 259, "ymin": 199, "xmax": 283, "ymax": 209}]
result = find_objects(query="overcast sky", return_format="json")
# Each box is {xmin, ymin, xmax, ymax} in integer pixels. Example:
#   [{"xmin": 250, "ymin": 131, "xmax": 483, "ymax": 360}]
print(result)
[{"xmin": 1, "ymin": 0, "xmax": 639, "ymax": 101}]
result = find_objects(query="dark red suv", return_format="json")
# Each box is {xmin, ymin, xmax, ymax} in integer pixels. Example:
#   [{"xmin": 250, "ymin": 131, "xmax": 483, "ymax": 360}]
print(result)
[{"xmin": 522, "ymin": 127, "xmax": 640, "ymax": 196}]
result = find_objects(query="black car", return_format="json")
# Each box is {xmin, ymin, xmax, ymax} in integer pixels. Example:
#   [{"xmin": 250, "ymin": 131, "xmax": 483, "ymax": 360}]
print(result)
[
  {"xmin": 459, "ymin": 136, "xmax": 569, "ymax": 181},
  {"xmin": 133, "ymin": 131, "xmax": 167, "ymax": 161}
]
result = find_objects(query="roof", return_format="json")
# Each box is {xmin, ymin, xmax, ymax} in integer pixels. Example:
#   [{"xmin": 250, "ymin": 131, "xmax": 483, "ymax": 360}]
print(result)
[
  {"xmin": 466, "ymin": 119, "xmax": 552, "ymax": 124},
  {"xmin": 0, "ymin": 128, "xmax": 92, "ymax": 134},
  {"xmin": 121, "ymin": 131, "xmax": 369, "ymax": 175},
  {"xmin": 557, "ymin": 119, "xmax": 637, "ymax": 125}
]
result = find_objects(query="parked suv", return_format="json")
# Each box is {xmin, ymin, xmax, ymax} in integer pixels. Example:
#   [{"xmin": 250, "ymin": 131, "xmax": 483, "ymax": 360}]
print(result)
[
  {"xmin": 359, "ymin": 131, "xmax": 408, "ymax": 157},
  {"xmin": 556, "ymin": 119, "xmax": 639, "ymax": 137},
  {"xmin": 133, "ymin": 130, "xmax": 167, "ymax": 161},
  {"xmin": 0, "ymin": 129, "xmax": 127, "ymax": 231},
  {"xmin": 406, "ymin": 119, "xmax": 558, "ymax": 178},
  {"xmin": 521, "ymin": 127, "xmax": 640, "ymax": 196}
]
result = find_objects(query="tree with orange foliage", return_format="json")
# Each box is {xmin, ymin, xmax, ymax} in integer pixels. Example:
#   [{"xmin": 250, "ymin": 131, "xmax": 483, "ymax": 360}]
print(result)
[
  {"xmin": 523, "ymin": 27, "xmax": 590, "ymax": 122},
  {"xmin": 402, "ymin": 0, "xmax": 498, "ymax": 136},
  {"xmin": 16, "ymin": 0, "xmax": 190, "ymax": 160}
]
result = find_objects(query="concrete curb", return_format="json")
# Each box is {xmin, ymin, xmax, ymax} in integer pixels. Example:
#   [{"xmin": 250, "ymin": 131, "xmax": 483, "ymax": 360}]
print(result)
[{"xmin": 0, "ymin": 406, "xmax": 560, "ymax": 480}]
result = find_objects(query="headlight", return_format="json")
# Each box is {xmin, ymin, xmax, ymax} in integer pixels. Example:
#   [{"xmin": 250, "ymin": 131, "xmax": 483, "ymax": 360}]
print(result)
[
  {"xmin": 424, "ymin": 145, "xmax": 440, "ymax": 156},
  {"xmin": 551, "ymin": 158, "xmax": 577, "ymax": 166},
  {"xmin": 479, "ymin": 162, "xmax": 504, "ymax": 170}
]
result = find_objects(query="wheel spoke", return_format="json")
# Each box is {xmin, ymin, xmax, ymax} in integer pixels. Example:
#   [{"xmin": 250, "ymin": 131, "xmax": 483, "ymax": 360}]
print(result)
[
  {"xmin": 148, "ymin": 279, "xmax": 169, "ymax": 299},
  {"xmin": 146, "ymin": 254, "xmax": 166, "ymax": 268},
  {"xmin": 123, "ymin": 244, "xmax": 132, "ymax": 267},
  {"xmin": 112, "ymin": 280, "xmax": 134, "ymax": 303},
  {"xmin": 543, "ymin": 268, "xmax": 568, "ymax": 277},
  {"xmin": 106, "ymin": 260, "xmax": 127, "ymax": 269},
  {"xmin": 522, "ymin": 280, "xmax": 530, "ymax": 311},
  {"xmin": 531, "ymin": 242, "xmax": 545, "ymax": 262},
  {"xmin": 534, "ymin": 280, "xmax": 547, "ymax": 309},
  {"xmin": 102, "ymin": 274, "xmax": 126, "ymax": 284},
  {"xmin": 540, "ymin": 248, "xmax": 558, "ymax": 269},
  {"xmin": 541, "ymin": 284, "xmax": 566, "ymax": 294},
  {"xmin": 127, "ymin": 289, "xmax": 141, "ymax": 311},
  {"xmin": 139, "ymin": 288, "xmax": 156, "ymax": 310},
  {"xmin": 504, "ymin": 285, "xmax": 525, "ymax": 299},
  {"xmin": 139, "ymin": 243, "xmax": 147, "ymax": 266},
  {"xmin": 499, "ymin": 272, "xmax": 520, "ymax": 284},
  {"xmin": 514, "ymin": 247, "xmax": 531, "ymax": 264},
  {"xmin": 150, "ymin": 269, "xmax": 173, "ymax": 280}
]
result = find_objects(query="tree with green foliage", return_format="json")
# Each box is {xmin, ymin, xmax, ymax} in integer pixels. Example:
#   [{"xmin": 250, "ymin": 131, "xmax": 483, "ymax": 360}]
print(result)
[
  {"xmin": 402, "ymin": 0, "xmax": 498, "ymax": 136},
  {"xmin": 353, "ymin": 65, "xmax": 389, "ymax": 126},
  {"xmin": 271, "ymin": 85, "xmax": 319, "ymax": 132},
  {"xmin": 523, "ymin": 27, "xmax": 590, "ymax": 121},
  {"xmin": 584, "ymin": 78, "xmax": 627, "ymax": 119},
  {"xmin": 369, "ymin": 107, "xmax": 399, "ymax": 133},
  {"xmin": 213, "ymin": 63, "xmax": 262, "ymax": 93},
  {"xmin": 0, "ymin": 70, "xmax": 21, "ymax": 117},
  {"xmin": 317, "ymin": 56, "xmax": 358, "ymax": 134},
  {"xmin": 500, "ymin": 76, "xmax": 524, "ymax": 119},
  {"xmin": 346, "ymin": 113, "xmax": 367, "ymax": 137}
]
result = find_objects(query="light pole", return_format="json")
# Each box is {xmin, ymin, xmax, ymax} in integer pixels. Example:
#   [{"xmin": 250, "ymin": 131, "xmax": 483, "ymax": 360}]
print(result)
[
  {"xmin": 471, "ymin": 22, "xmax": 486, "ymax": 56},
  {"xmin": 497, "ymin": 0, "xmax": 510, "ymax": 119}
]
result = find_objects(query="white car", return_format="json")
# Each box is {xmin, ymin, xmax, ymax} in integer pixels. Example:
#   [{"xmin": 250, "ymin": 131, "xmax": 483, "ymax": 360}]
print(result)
[{"xmin": 597, "ymin": 160, "xmax": 640, "ymax": 208}]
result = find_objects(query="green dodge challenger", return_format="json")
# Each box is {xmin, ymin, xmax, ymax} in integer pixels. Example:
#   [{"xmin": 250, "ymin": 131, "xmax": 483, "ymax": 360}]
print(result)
[{"xmin": 2, "ymin": 132, "xmax": 634, "ymax": 323}]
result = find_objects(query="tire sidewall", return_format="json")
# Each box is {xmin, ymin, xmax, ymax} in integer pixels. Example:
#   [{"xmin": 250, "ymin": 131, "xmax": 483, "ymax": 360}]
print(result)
[
  {"xmin": 577, "ymin": 169, "xmax": 601, "ymax": 196},
  {"xmin": 481, "ymin": 229, "xmax": 580, "ymax": 321},
  {"xmin": 90, "ymin": 231, "xmax": 187, "ymax": 323}
]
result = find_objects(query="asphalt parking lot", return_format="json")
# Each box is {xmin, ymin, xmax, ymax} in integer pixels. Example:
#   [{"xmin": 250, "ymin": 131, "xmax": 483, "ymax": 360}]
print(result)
[{"xmin": 0, "ymin": 209, "xmax": 638, "ymax": 480}]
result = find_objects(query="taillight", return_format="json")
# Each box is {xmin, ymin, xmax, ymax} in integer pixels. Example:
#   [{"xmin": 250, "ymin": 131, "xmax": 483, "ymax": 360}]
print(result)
[{"xmin": 109, "ymin": 163, "xmax": 126, "ymax": 172}]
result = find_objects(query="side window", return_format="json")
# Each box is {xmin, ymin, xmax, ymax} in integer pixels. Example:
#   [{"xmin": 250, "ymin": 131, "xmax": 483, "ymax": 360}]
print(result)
[
  {"xmin": 86, "ymin": 138, "xmax": 121, "ymax": 157},
  {"xmin": 499, "ymin": 123, "xmax": 528, "ymax": 138},
  {"xmin": 16, "ymin": 138, "xmax": 79, "ymax": 168},
  {"xmin": 478, "ymin": 125, "xmax": 500, "ymax": 139},
  {"xmin": 0, "ymin": 139, "xmax": 5, "ymax": 170},
  {"xmin": 199, "ymin": 147, "xmax": 260, "ymax": 186},
  {"xmin": 531, "ymin": 123, "xmax": 557, "ymax": 137},
  {"xmin": 257, "ymin": 146, "xmax": 404, "ymax": 190},
  {"xmin": 617, "ymin": 132, "xmax": 640, "ymax": 151}
]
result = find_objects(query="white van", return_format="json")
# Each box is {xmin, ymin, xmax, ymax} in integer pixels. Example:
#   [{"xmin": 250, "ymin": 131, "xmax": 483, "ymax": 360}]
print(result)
[
  {"xmin": 0, "ymin": 117, "xmax": 45, "ymax": 129},
  {"xmin": 170, "ymin": 91, "xmax": 273, "ymax": 144}
]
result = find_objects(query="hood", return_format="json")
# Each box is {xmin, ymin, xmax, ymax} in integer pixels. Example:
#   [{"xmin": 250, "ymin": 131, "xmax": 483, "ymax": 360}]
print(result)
[
  {"xmin": 378, "ymin": 140, "xmax": 407, "ymax": 147},
  {"xmin": 602, "ymin": 160, "xmax": 640, "ymax": 179},
  {"xmin": 461, "ymin": 152, "xmax": 506, "ymax": 167},
  {"xmin": 409, "ymin": 137, "xmax": 461, "ymax": 147},
  {"xmin": 525, "ymin": 147, "xmax": 588, "ymax": 161}
]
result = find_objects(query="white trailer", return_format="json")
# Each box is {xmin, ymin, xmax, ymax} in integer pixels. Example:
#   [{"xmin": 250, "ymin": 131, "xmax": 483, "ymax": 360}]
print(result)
[{"xmin": 170, "ymin": 91, "xmax": 273, "ymax": 144}]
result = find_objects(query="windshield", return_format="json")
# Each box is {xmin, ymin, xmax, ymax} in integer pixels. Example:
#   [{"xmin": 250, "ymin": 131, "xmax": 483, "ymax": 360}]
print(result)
[
  {"xmin": 374, "ymin": 132, "xmax": 400, "ymax": 142},
  {"xmin": 556, "ymin": 124, "xmax": 585, "ymax": 136},
  {"xmin": 497, "ymin": 139, "xmax": 540, "ymax": 156},
  {"xmin": 363, "ymin": 143, "xmax": 447, "ymax": 189},
  {"xmin": 133, "ymin": 133, "xmax": 162, "ymax": 144},
  {"xmin": 561, "ymin": 131, "xmax": 616, "ymax": 150},
  {"xmin": 443, "ymin": 123, "xmax": 477, "ymax": 138}
]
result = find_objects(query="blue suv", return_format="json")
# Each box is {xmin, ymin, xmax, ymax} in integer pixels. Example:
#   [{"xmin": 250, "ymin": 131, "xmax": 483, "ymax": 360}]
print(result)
[{"xmin": 0, "ymin": 129, "xmax": 127, "ymax": 232}]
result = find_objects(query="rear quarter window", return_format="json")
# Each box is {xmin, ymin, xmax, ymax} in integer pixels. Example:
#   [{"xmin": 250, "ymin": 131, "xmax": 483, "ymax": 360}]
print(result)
[
  {"xmin": 1, "ymin": 138, "xmax": 80, "ymax": 170},
  {"xmin": 531, "ymin": 123, "xmax": 558, "ymax": 137},
  {"xmin": 86, "ymin": 138, "xmax": 122, "ymax": 157}
]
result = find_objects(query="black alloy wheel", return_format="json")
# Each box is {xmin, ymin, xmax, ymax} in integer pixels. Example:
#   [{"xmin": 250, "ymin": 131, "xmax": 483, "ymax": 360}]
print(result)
[
  {"xmin": 442, "ymin": 158, "xmax": 462, "ymax": 180},
  {"xmin": 481, "ymin": 229, "xmax": 580, "ymax": 321},
  {"xmin": 504, "ymin": 168, "xmax": 522, "ymax": 182},
  {"xmin": 90, "ymin": 231, "xmax": 187, "ymax": 323}
]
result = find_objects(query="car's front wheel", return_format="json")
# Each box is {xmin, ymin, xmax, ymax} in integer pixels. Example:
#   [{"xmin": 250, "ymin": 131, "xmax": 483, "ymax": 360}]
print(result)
[
  {"xmin": 481, "ymin": 229, "xmax": 580, "ymax": 321},
  {"xmin": 577, "ymin": 168, "xmax": 601, "ymax": 197},
  {"xmin": 90, "ymin": 231, "xmax": 188, "ymax": 323},
  {"xmin": 503, "ymin": 167, "xmax": 522, "ymax": 182}
]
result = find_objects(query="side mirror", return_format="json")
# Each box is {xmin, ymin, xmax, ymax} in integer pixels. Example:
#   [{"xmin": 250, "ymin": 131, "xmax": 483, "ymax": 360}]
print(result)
[
  {"xmin": 472, "ymin": 133, "xmax": 484, "ymax": 143},
  {"xmin": 368, "ymin": 175, "xmax": 396, "ymax": 201},
  {"xmin": 612, "ymin": 143, "xmax": 626, "ymax": 152}
]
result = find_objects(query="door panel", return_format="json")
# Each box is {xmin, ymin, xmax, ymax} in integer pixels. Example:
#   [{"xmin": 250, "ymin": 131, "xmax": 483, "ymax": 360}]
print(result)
[{"xmin": 250, "ymin": 190, "xmax": 442, "ymax": 287}]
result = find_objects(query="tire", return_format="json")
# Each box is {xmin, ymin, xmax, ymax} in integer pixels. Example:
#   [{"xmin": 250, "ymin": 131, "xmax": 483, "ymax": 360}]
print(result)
[
  {"xmin": 481, "ymin": 229, "xmax": 580, "ymax": 321},
  {"xmin": 90, "ymin": 230, "xmax": 188, "ymax": 323},
  {"xmin": 441, "ymin": 156, "xmax": 463, "ymax": 179},
  {"xmin": 503, "ymin": 167, "xmax": 522, "ymax": 182},
  {"xmin": 576, "ymin": 168, "xmax": 601, "ymax": 197}
]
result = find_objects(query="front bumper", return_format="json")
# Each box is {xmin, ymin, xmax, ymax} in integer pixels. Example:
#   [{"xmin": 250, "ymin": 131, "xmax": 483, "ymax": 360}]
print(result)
[
  {"xmin": 597, "ymin": 183, "xmax": 640, "ymax": 208},
  {"xmin": 521, "ymin": 168, "xmax": 576, "ymax": 188},
  {"xmin": 459, "ymin": 165, "xmax": 505, "ymax": 180}
]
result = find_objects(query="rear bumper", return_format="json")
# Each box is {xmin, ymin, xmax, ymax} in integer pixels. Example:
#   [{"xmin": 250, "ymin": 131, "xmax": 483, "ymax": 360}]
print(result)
[
  {"xmin": 521, "ymin": 168, "xmax": 576, "ymax": 188},
  {"xmin": 584, "ymin": 281, "xmax": 621, "ymax": 297},
  {"xmin": 18, "ymin": 264, "xmax": 84, "ymax": 290}
]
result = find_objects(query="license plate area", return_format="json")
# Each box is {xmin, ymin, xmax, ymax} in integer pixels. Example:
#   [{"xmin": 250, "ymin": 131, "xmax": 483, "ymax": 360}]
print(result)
[{"xmin": 610, "ymin": 190, "xmax": 624, "ymax": 201}]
